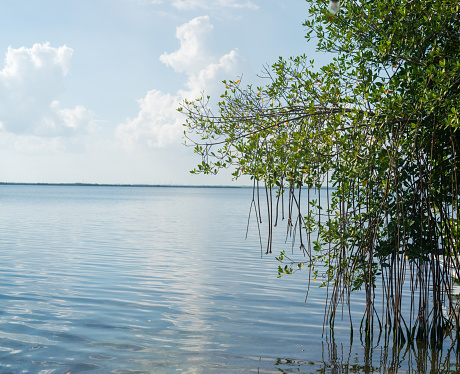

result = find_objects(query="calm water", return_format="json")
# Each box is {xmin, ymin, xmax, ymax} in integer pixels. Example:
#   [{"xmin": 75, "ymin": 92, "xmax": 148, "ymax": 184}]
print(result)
[{"xmin": 0, "ymin": 185, "xmax": 458, "ymax": 373}]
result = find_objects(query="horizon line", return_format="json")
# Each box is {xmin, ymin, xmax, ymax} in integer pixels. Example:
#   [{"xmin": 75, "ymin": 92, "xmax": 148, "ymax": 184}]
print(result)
[
  {"xmin": 0, "ymin": 182, "xmax": 252, "ymax": 188},
  {"xmin": 0, "ymin": 182, "xmax": 337, "ymax": 190}
]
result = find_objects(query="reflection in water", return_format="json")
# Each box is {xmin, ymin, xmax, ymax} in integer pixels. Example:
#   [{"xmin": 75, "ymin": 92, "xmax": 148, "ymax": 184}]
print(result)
[
  {"xmin": 266, "ymin": 332, "xmax": 460, "ymax": 374},
  {"xmin": 314, "ymin": 331, "xmax": 460, "ymax": 374},
  {"xmin": 2, "ymin": 185, "xmax": 460, "ymax": 373}
]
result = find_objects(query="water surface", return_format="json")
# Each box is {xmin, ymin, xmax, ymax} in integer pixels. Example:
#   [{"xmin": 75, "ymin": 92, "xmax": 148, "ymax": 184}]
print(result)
[{"xmin": 0, "ymin": 185, "xmax": 458, "ymax": 373}]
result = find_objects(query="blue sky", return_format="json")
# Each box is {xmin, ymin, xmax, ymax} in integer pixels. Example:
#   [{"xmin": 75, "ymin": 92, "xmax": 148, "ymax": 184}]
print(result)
[{"xmin": 0, "ymin": 0, "xmax": 326, "ymax": 185}]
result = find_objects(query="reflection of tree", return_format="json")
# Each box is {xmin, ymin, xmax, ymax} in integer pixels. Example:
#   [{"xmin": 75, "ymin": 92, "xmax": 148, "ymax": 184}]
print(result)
[
  {"xmin": 264, "ymin": 326, "xmax": 460, "ymax": 373},
  {"xmin": 315, "ymin": 330, "xmax": 460, "ymax": 374}
]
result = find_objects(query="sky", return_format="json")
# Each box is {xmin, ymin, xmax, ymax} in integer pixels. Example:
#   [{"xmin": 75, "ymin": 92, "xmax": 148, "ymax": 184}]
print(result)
[{"xmin": 0, "ymin": 0, "xmax": 327, "ymax": 185}]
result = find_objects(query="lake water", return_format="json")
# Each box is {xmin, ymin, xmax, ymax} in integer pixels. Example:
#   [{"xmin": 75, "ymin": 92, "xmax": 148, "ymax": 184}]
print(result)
[{"xmin": 0, "ymin": 185, "xmax": 459, "ymax": 373}]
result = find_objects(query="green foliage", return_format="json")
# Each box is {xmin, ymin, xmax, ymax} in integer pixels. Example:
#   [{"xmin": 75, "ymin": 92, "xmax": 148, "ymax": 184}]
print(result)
[{"xmin": 180, "ymin": 0, "xmax": 460, "ymax": 340}]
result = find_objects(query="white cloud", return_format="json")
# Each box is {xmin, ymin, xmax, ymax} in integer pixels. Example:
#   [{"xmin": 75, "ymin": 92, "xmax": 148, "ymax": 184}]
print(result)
[
  {"xmin": 159, "ymin": 15, "xmax": 213, "ymax": 74},
  {"xmin": 171, "ymin": 0, "xmax": 258, "ymax": 10},
  {"xmin": 0, "ymin": 42, "xmax": 93, "ymax": 140},
  {"xmin": 46, "ymin": 101, "xmax": 94, "ymax": 136},
  {"xmin": 117, "ymin": 90, "xmax": 183, "ymax": 148},
  {"xmin": 1, "ymin": 43, "xmax": 72, "ymax": 78},
  {"xmin": 117, "ymin": 16, "xmax": 239, "ymax": 148},
  {"xmin": 183, "ymin": 49, "xmax": 238, "ymax": 96}
]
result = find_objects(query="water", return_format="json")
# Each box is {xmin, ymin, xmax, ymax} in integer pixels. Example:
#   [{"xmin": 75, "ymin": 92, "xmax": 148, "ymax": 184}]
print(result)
[{"xmin": 0, "ymin": 185, "xmax": 458, "ymax": 373}]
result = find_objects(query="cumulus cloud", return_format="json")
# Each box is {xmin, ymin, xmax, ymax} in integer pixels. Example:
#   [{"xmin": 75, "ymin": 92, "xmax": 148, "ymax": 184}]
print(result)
[
  {"xmin": 117, "ymin": 16, "xmax": 239, "ymax": 148},
  {"xmin": 0, "ymin": 42, "xmax": 93, "ymax": 139},
  {"xmin": 117, "ymin": 90, "xmax": 183, "ymax": 148},
  {"xmin": 159, "ymin": 16, "xmax": 214, "ymax": 74},
  {"xmin": 183, "ymin": 49, "xmax": 238, "ymax": 96}
]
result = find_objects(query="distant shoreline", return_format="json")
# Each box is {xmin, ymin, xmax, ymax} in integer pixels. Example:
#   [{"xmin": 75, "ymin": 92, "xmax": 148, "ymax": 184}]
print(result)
[
  {"xmin": 0, "ymin": 182, "xmax": 251, "ymax": 188},
  {"xmin": 0, "ymin": 182, "xmax": 336, "ymax": 190}
]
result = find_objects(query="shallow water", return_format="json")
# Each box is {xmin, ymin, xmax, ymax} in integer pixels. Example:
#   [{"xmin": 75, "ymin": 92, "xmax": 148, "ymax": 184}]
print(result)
[{"xmin": 0, "ymin": 185, "xmax": 458, "ymax": 373}]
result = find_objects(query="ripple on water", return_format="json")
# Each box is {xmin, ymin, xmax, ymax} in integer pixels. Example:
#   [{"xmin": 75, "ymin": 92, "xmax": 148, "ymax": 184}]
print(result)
[{"xmin": 0, "ymin": 186, "xmax": 379, "ymax": 373}]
